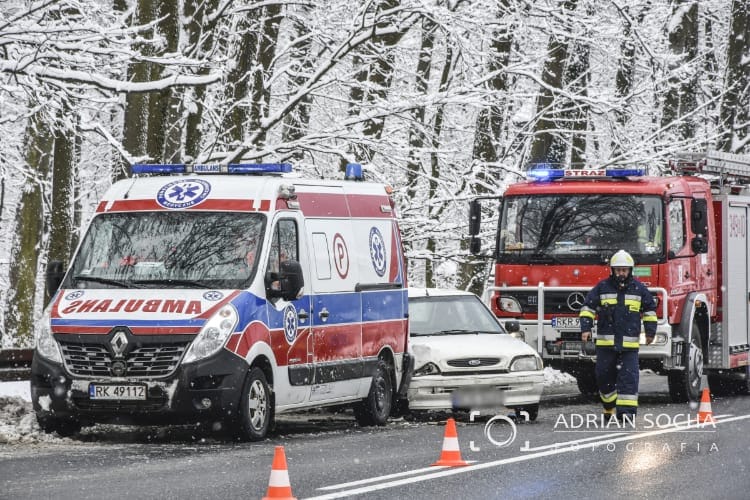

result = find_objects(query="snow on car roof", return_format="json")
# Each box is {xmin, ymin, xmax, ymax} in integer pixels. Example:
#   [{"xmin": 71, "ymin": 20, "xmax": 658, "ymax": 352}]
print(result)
[{"xmin": 407, "ymin": 287, "xmax": 474, "ymax": 298}]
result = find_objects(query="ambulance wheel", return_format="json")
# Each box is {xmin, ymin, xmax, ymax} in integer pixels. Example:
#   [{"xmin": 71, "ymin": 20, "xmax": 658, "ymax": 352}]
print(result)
[
  {"xmin": 238, "ymin": 367, "xmax": 273, "ymax": 441},
  {"xmin": 37, "ymin": 415, "xmax": 81, "ymax": 437},
  {"xmin": 668, "ymin": 323, "xmax": 703, "ymax": 403},
  {"xmin": 355, "ymin": 359, "xmax": 393, "ymax": 427}
]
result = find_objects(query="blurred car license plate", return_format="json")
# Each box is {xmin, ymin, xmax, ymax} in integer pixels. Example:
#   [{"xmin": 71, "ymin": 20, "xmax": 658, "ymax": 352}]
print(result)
[
  {"xmin": 89, "ymin": 384, "xmax": 146, "ymax": 400},
  {"xmin": 552, "ymin": 316, "xmax": 580, "ymax": 329}
]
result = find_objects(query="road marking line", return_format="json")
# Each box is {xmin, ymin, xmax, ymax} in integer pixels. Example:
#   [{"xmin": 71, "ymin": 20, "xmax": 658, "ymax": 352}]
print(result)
[{"xmin": 306, "ymin": 414, "xmax": 750, "ymax": 499}]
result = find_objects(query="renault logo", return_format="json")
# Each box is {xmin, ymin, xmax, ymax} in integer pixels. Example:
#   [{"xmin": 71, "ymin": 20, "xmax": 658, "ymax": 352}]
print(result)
[
  {"xmin": 111, "ymin": 330, "xmax": 129, "ymax": 357},
  {"xmin": 566, "ymin": 292, "xmax": 586, "ymax": 311}
]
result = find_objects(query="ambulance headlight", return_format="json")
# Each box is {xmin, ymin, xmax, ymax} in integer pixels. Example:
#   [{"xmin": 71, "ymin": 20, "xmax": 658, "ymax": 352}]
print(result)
[
  {"xmin": 36, "ymin": 306, "xmax": 62, "ymax": 364},
  {"xmin": 183, "ymin": 304, "xmax": 238, "ymax": 364}
]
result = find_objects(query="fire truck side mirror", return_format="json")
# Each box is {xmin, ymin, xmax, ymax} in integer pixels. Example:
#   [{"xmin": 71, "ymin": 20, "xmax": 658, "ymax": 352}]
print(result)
[
  {"xmin": 691, "ymin": 198, "xmax": 708, "ymax": 234},
  {"xmin": 469, "ymin": 200, "xmax": 481, "ymax": 236},
  {"xmin": 691, "ymin": 236, "xmax": 709, "ymax": 254}
]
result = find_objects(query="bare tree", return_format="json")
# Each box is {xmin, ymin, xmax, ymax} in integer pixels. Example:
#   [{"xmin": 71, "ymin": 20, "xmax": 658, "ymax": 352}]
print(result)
[{"xmin": 717, "ymin": 0, "xmax": 750, "ymax": 153}]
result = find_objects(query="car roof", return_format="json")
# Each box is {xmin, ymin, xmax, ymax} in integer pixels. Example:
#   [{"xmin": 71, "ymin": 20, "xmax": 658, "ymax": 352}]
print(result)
[{"xmin": 407, "ymin": 287, "xmax": 475, "ymax": 299}]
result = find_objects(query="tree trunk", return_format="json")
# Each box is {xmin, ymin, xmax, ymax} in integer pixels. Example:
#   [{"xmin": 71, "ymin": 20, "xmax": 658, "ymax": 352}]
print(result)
[
  {"xmin": 281, "ymin": 4, "xmax": 315, "ymax": 161},
  {"xmin": 5, "ymin": 114, "xmax": 53, "ymax": 346},
  {"xmin": 661, "ymin": 0, "xmax": 699, "ymax": 141},
  {"xmin": 717, "ymin": 0, "xmax": 750, "ymax": 153},
  {"xmin": 528, "ymin": 0, "xmax": 578, "ymax": 166}
]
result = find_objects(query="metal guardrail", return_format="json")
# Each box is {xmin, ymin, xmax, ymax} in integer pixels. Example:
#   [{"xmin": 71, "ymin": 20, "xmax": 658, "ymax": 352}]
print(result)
[{"xmin": 0, "ymin": 348, "xmax": 33, "ymax": 381}]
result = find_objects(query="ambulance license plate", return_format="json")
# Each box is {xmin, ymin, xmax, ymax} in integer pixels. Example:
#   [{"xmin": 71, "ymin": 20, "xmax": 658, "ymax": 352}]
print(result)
[
  {"xmin": 89, "ymin": 384, "xmax": 146, "ymax": 400},
  {"xmin": 552, "ymin": 316, "xmax": 580, "ymax": 329}
]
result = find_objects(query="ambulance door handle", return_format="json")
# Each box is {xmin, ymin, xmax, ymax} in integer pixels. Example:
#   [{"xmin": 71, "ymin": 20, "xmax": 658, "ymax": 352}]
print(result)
[
  {"xmin": 319, "ymin": 307, "xmax": 330, "ymax": 322},
  {"xmin": 298, "ymin": 309, "xmax": 309, "ymax": 322}
]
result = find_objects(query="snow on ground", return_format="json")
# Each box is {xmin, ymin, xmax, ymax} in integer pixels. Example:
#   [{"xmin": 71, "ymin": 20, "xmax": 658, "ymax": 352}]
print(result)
[{"xmin": 0, "ymin": 369, "xmax": 577, "ymax": 444}]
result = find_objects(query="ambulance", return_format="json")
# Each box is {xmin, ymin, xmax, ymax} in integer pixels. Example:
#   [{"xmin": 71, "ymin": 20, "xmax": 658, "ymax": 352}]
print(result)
[{"xmin": 31, "ymin": 163, "xmax": 412, "ymax": 440}]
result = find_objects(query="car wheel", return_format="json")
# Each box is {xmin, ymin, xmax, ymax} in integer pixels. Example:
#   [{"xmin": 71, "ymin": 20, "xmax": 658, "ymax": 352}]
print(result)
[
  {"xmin": 514, "ymin": 404, "xmax": 539, "ymax": 422},
  {"xmin": 668, "ymin": 321, "xmax": 703, "ymax": 403},
  {"xmin": 36, "ymin": 415, "xmax": 81, "ymax": 437},
  {"xmin": 238, "ymin": 367, "xmax": 273, "ymax": 441},
  {"xmin": 354, "ymin": 359, "xmax": 393, "ymax": 427}
]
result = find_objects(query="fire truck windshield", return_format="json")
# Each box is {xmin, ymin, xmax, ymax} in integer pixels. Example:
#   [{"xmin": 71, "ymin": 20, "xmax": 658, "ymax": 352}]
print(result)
[
  {"xmin": 497, "ymin": 194, "xmax": 664, "ymax": 264},
  {"xmin": 66, "ymin": 211, "xmax": 266, "ymax": 289}
]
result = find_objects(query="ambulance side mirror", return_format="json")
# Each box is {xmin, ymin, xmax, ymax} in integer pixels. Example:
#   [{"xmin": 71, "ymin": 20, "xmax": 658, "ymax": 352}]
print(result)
[
  {"xmin": 46, "ymin": 260, "xmax": 65, "ymax": 299},
  {"xmin": 267, "ymin": 260, "xmax": 304, "ymax": 301}
]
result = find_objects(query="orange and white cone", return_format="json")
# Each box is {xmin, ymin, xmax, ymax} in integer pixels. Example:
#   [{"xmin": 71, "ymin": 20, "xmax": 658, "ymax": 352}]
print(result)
[
  {"xmin": 697, "ymin": 387, "xmax": 715, "ymax": 424},
  {"xmin": 262, "ymin": 446, "xmax": 297, "ymax": 500},
  {"xmin": 432, "ymin": 418, "xmax": 469, "ymax": 467}
]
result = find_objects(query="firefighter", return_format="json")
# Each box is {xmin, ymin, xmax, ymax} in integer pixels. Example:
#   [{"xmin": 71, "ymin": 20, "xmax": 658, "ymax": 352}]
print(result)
[{"xmin": 580, "ymin": 250, "xmax": 657, "ymax": 422}]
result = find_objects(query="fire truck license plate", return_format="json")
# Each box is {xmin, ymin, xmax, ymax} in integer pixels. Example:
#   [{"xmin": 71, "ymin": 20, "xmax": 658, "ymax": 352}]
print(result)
[
  {"xmin": 89, "ymin": 384, "xmax": 146, "ymax": 400},
  {"xmin": 552, "ymin": 317, "xmax": 580, "ymax": 329}
]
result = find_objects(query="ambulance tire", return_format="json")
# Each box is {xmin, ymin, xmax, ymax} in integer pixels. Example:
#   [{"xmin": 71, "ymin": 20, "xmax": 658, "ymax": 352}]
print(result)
[
  {"xmin": 354, "ymin": 359, "xmax": 393, "ymax": 427},
  {"xmin": 37, "ymin": 415, "xmax": 81, "ymax": 437},
  {"xmin": 238, "ymin": 367, "xmax": 273, "ymax": 441},
  {"xmin": 668, "ymin": 323, "xmax": 703, "ymax": 403}
]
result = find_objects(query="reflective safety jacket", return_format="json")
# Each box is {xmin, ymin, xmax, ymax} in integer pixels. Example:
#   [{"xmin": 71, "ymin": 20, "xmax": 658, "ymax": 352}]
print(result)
[{"xmin": 579, "ymin": 277, "xmax": 657, "ymax": 350}]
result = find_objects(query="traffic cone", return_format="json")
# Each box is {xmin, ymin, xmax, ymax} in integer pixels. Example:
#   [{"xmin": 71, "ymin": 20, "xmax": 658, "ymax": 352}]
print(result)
[
  {"xmin": 262, "ymin": 446, "xmax": 297, "ymax": 500},
  {"xmin": 696, "ymin": 387, "xmax": 715, "ymax": 424},
  {"xmin": 432, "ymin": 418, "xmax": 469, "ymax": 467}
]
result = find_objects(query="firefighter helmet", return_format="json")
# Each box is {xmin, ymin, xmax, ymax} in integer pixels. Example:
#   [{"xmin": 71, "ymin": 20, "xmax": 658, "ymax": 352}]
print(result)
[{"xmin": 610, "ymin": 249, "xmax": 635, "ymax": 268}]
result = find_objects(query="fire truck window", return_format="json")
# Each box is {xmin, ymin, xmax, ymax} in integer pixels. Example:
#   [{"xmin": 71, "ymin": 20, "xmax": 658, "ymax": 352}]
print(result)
[{"xmin": 668, "ymin": 199, "xmax": 686, "ymax": 255}]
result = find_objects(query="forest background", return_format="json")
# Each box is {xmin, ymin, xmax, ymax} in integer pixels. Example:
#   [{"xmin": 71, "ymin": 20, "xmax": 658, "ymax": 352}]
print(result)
[{"xmin": 1, "ymin": 0, "xmax": 748, "ymax": 347}]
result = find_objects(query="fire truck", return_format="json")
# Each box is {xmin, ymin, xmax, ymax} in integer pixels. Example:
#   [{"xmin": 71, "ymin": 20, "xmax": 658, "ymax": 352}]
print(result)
[{"xmin": 469, "ymin": 151, "xmax": 750, "ymax": 402}]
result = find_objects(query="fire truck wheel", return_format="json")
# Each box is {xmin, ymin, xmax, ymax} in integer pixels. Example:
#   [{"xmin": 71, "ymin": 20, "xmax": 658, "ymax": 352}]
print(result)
[
  {"xmin": 36, "ymin": 415, "xmax": 81, "ymax": 437},
  {"xmin": 667, "ymin": 322, "xmax": 703, "ymax": 403},
  {"xmin": 354, "ymin": 359, "xmax": 393, "ymax": 427},
  {"xmin": 574, "ymin": 364, "xmax": 599, "ymax": 398},
  {"xmin": 238, "ymin": 367, "xmax": 273, "ymax": 441}
]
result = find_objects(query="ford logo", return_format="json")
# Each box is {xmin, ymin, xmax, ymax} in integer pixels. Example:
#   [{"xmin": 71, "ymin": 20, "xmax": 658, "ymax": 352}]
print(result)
[{"xmin": 468, "ymin": 359, "xmax": 481, "ymax": 366}]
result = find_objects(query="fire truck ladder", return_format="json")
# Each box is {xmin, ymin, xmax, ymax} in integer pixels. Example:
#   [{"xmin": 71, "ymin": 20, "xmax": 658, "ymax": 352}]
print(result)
[{"xmin": 672, "ymin": 150, "xmax": 750, "ymax": 184}]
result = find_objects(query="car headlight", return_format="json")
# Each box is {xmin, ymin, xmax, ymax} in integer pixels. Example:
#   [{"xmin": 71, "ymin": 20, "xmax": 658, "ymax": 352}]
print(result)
[
  {"xmin": 510, "ymin": 355, "xmax": 542, "ymax": 372},
  {"xmin": 36, "ymin": 305, "xmax": 62, "ymax": 364},
  {"xmin": 182, "ymin": 304, "xmax": 238, "ymax": 364},
  {"xmin": 413, "ymin": 362, "xmax": 440, "ymax": 376}
]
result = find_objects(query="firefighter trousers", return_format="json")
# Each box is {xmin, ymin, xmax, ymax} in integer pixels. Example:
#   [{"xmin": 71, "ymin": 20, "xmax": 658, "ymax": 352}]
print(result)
[{"xmin": 595, "ymin": 348, "xmax": 639, "ymax": 417}]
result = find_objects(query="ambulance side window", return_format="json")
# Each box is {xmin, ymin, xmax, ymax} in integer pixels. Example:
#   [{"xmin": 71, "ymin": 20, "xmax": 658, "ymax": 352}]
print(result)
[
  {"xmin": 667, "ymin": 199, "xmax": 686, "ymax": 257},
  {"xmin": 268, "ymin": 219, "xmax": 299, "ymax": 274}
]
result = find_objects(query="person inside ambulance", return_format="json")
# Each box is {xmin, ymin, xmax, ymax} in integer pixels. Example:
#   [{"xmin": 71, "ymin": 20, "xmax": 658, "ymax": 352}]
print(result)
[{"xmin": 579, "ymin": 250, "xmax": 658, "ymax": 423}]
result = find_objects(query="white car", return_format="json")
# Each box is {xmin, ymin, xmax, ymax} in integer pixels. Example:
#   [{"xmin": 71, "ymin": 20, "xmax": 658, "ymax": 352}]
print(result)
[{"xmin": 407, "ymin": 288, "xmax": 544, "ymax": 420}]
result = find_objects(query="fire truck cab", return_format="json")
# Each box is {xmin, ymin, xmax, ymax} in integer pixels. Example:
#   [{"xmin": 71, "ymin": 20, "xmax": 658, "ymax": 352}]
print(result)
[{"xmin": 469, "ymin": 151, "xmax": 750, "ymax": 402}]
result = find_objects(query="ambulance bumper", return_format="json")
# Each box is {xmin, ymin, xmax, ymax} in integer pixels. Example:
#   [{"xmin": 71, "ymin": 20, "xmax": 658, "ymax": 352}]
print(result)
[{"xmin": 31, "ymin": 349, "xmax": 248, "ymax": 425}]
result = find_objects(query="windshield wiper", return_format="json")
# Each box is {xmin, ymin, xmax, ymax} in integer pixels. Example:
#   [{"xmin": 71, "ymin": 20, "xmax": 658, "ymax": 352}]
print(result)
[
  {"xmin": 73, "ymin": 275, "xmax": 139, "ymax": 288},
  {"xmin": 131, "ymin": 278, "xmax": 212, "ymax": 288},
  {"xmin": 435, "ymin": 329, "xmax": 476, "ymax": 335}
]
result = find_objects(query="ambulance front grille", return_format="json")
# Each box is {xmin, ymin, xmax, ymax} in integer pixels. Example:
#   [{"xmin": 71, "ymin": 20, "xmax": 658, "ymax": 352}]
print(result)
[{"xmin": 60, "ymin": 342, "xmax": 189, "ymax": 378}]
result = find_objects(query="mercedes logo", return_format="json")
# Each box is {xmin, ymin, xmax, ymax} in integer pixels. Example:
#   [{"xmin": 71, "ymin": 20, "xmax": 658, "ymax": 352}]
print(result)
[{"xmin": 566, "ymin": 292, "xmax": 586, "ymax": 311}]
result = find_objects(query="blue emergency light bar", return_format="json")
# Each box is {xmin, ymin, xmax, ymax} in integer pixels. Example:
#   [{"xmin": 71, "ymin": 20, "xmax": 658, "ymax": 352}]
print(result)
[
  {"xmin": 526, "ymin": 167, "xmax": 645, "ymax": 182},
  {"xmin": 132, "ymin": 163, "xmax": 292, "ymax": 175}
]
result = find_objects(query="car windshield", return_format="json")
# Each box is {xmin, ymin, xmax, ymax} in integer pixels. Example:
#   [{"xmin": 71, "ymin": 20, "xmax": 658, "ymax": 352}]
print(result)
[
  {"xmin": 497, "ymin": 194, "xmax": 664, "ymax": 264},
  {"xmin": 408, "ymin": 294, "xmax": 505, "ymax": 336},
  {"xmin": 65, "ymin": 211, "xmax": 265, "ymax": 289}
]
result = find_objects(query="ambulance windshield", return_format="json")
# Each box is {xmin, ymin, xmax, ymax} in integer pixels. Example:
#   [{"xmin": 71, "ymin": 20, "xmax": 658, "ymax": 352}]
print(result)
[
  {"xmin": 67, "ymin": 212, "xmax": 265, "ymax": 289},
  {"xmin": 497, "ymin": 194, "xmax": 664, "ymax": 264}
]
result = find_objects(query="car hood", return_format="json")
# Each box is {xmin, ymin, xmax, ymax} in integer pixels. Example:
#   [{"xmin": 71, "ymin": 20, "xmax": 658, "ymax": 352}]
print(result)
[{"xmin": 409, "ymin": 333, "xmax": 539, "ymax": 371}]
